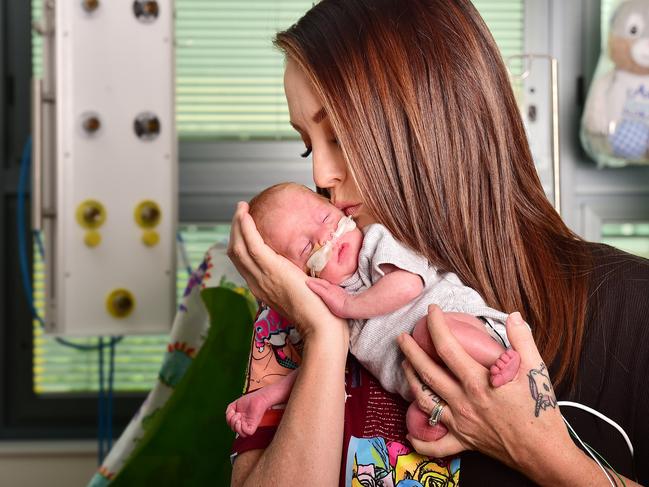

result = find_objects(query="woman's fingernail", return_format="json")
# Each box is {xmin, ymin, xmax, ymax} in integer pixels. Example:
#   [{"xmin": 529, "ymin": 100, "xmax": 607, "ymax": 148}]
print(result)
[{"xmin": 510, "ymin": 311, "xmax": 523, "ymax": 325}]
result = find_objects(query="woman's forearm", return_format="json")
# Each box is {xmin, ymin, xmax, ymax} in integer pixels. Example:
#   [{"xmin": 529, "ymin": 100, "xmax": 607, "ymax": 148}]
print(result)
[
  {"xmin": 236, "ymin": 330, "xmax": 348, "ymax": 487},
  {"xmin": 521, "ymin": 439, "xmax": 640, "ymax": 487}
]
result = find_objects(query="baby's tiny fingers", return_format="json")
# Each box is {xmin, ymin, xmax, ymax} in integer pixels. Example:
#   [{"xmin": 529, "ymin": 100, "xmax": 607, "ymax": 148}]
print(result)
[{"xmin": 226, "ymin": 403, "xmax": 235, "ymax": 420}]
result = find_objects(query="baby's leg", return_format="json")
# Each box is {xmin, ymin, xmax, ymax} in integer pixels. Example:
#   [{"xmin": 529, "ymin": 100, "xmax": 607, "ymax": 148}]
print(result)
[
  {"xmin": 226, "ymin": 369, "xmax": 297, "ymax": 437},
  {"xmin": 406, "ymin": 313, "xmax": 520, "ymax": 442},
  {"xmin": 411, "ymin": 313, "xmax": 520, "ymax": 386}
]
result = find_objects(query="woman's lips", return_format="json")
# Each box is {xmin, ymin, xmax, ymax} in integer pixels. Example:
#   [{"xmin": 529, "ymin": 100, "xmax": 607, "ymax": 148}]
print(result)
[{"xmin": 340, "ymin": 204, "xmax": 362, "ymax": 217}]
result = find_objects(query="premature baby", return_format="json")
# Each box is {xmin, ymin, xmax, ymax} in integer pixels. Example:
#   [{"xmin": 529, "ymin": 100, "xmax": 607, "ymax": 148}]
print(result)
[{"xmin": 226, "ymin": 182, "xmax": 520, "ymax": 442}]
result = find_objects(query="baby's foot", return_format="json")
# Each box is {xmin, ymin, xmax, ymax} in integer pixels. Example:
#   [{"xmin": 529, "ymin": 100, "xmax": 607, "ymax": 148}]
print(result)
[
  {"xmin": 489, "ymin": 349, "xmax": 521, "ymax": 387},
  {"xmin": 225, "ymin": 389, "xmax": 273, "ymax": 438},
  {"xmin": 405, "ymin": 402, "xmax": 448, "ymax": 442}
]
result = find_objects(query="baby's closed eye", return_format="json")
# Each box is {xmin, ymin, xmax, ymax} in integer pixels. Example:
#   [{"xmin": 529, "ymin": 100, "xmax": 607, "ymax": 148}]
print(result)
[{"xmin": 300, "ymin": 241, "xmax": 313, "ymax": 257}]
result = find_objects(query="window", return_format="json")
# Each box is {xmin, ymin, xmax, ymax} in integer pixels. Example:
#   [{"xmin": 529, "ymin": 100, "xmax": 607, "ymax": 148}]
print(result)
[
  {"xmin": 601, "ymin": 222, "xmax": 649, "ymax": 259},
  {"xmin": 175, "ymin": 0, "xmax": 312, "ymax": 139},
  {"xmin": 22, "ymin": 0, "xmax": 526, "ymax": 423},
  {"xmin": 29, "ymin": 0, "xmax": 316, "ymax": 395}
]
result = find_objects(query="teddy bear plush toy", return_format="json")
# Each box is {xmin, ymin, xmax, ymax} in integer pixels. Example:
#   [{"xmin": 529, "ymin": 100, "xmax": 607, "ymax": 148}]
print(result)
[{"xmin": 582, "ymin": 0, "xmax": 649, "ymax": 166}]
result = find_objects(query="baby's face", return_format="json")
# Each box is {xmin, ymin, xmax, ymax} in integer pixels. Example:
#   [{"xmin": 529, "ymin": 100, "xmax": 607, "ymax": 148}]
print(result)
[{"xmin": 263, "ymin": 188, "xmax": 363, "ymax": 284}]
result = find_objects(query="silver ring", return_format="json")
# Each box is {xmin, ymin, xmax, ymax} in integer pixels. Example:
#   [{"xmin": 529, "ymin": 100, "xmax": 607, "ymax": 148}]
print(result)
[{"xmin": 428, "ymin": 401, "xmax": 446, "ymax": 427}]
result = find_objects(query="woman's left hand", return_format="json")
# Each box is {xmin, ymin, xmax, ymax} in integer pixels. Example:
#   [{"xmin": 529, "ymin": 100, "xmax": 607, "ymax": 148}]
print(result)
[{"xmin": 398, "ymin": 306, "xmax": 580, "ymax": 479}]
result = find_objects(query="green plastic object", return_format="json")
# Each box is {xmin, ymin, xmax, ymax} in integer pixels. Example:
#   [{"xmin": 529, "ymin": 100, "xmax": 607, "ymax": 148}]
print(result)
[{"xmin": 111, "ymin": 287, "xmax": 254, "ymax": 487}]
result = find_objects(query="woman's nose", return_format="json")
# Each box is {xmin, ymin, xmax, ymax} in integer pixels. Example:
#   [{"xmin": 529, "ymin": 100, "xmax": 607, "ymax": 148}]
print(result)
[{"xmin": 312, "ymin": 149, "xmax": 345, "ymax": 190}]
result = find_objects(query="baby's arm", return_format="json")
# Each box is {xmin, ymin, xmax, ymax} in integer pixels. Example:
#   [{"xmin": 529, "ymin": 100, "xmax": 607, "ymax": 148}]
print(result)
[
  {"xmin": 306, "ymin": 264, "xmax": 423, "ymax": 319},
  {"xmin": 226, "ymin": 369, "xmax": 298, "ymax": 437}
]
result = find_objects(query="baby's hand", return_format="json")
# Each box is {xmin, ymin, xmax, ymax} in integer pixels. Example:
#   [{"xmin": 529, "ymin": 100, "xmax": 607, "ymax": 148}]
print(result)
[{"xmin": 306, "ymin": 278, "xmax": 353, "ymax": 318}]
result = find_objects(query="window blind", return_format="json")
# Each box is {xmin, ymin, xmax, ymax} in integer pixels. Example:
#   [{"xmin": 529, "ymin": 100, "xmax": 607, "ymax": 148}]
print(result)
[
  {"xmin": 33, "ymin": 0, "xmax": 524, "ymax": 141},
  {"xmin": 175, "ymin": 0, "xmax": 309, "ymax": 139},
  {"xmin": 474, "ymin": 0, "xmax": 524, "ymax": 58},
  {"xmin": 31, "ymin": 0, "xmax": 525, "ymax": 394},
  {"xmin": 176, "ymin": 0, "xmax": 524, "ymax": 139}
]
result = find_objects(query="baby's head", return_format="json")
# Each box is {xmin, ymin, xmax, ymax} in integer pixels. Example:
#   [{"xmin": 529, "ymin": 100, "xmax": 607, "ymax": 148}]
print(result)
[{"xmin": 249, "ymin": 182, "xmax": 363, "ymax": 284}]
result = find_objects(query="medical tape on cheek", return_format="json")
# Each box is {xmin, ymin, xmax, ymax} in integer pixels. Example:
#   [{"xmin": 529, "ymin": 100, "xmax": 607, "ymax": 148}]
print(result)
[{"xmin": 306, "ymin": 216, "xmax": 356, "ymax": 277}]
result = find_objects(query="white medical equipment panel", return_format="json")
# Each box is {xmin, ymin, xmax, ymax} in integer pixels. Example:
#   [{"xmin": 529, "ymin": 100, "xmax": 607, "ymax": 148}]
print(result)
[{"xmin": 41, "ymin": 1, "xmax": 176, "ymax": 336}]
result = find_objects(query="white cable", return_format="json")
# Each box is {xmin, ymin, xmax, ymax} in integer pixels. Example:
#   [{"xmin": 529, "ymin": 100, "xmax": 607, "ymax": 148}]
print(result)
[
  {"xmin": 558, "ymin": 401, "xmax": 634, "ymax": 458},
  {"xmin": 563, "ymin": 416, "xmax": 616, "ymax": 487}
]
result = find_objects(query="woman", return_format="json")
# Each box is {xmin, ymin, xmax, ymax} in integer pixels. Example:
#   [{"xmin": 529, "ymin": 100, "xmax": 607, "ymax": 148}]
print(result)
[{"xmin": 228, "ymin": 0, "xmax": 648, "ymax": 485}]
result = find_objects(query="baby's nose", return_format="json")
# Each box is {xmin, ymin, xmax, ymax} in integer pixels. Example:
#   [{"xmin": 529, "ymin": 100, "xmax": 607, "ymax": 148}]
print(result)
[{"xmin": 316, "ymin": 225, "xmax": 334, "ymax": 246}]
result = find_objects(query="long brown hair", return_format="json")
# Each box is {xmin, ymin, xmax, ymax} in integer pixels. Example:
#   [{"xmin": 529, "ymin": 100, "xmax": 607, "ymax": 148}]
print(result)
[{"xmin": 275, "ymin": 0, "xmax": 591, "ymax": 389}]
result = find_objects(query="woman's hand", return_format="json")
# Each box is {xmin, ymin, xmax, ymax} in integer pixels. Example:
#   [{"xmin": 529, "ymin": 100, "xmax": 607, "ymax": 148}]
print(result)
[
  {"xmin": 398, "ymin": 306, "xmax": 599, "ymax": 485},
  {"xmin": 228, "ymin": 202, "xmax": 348, "ymax": 344}
]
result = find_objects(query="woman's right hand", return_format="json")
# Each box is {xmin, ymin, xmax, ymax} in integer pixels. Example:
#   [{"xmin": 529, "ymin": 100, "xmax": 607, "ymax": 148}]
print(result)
[
  {"xmin": 399, "ymin": 307, "xmax": 640, "ymax": 486},
  {"xmin": 228, "ymin": 201, "xmax": 348, "ymax": 344}
]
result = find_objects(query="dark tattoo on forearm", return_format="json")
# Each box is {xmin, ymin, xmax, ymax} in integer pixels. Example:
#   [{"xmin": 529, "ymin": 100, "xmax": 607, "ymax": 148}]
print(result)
[{"xmin": 527, "ymin": 363, "xmax": 557, "ymax": 417}]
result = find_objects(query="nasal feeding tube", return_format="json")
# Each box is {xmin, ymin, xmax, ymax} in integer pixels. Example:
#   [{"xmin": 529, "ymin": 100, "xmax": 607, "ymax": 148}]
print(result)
[{"xmin": 306, "ymin": 216, "xmax": 356, "ymax": 277}]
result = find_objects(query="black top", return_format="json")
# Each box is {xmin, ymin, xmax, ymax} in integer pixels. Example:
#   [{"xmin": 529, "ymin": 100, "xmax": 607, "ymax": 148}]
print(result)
[{"xmin": 461, "ymin": 243, "xmax": 649, "ymax": 485}]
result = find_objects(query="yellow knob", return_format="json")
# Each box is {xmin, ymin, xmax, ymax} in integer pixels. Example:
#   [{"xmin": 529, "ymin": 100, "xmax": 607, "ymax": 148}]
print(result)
[
  {"xmin": 134, "ymin": 200, "xmax": 162, "ymax": 228},
  {"xmin": 84, "ymin": 230, "xmax": 102, "ymax": 247},
  {"xmin": 106, "ymin": 289, "xmax": 135, "ymax": 318},
  {"xmin": 82, "ymin": 0, "xmax": 100, "ymax": 13},
  {"xmin": 142, "ymin": 230, "xmax": 160, "ymax": 247},
  {"xmin": 76, "ymin": 200, "xmax": 106, "ymax": 229}
]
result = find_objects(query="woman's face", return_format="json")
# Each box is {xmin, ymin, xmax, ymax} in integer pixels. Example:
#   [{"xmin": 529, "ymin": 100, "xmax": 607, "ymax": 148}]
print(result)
[{"xmin": 283, "ymin": 59, "xmax": 375, "ymax": 228}]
